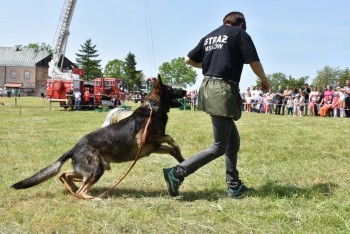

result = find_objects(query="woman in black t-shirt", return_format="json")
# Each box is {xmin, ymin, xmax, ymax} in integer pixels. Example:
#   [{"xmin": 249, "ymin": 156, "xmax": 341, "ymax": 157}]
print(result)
[{"xmin": 163, "ymin": 12, "xmax": 270, "ymax": 198}]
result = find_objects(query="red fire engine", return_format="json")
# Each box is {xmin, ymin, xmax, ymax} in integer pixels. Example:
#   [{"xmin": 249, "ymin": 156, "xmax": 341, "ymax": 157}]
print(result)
[
  {"xmin": 46, "ymin": 77, "xmax": 125, "ymax": 109},
  {"xmin": 93, "ymin": 77, "xmax": 126, "ymax": 107},
  {"xmin": 45, "ymin": 0, "xmax": 125, "ymax": 110}
]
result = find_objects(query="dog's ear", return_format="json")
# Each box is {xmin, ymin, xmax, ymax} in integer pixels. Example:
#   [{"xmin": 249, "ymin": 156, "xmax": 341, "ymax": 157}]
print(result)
[
  {"xmin": 152, "ymin": 77, "xmax": 160, "ymax": 89},
  {"xmin": 157, "ymin": 74, "xmax": 163, "ymax": 85},
  {"xmin": 148, "ymin": 76, "xmax": 161, "ymax": 96}
]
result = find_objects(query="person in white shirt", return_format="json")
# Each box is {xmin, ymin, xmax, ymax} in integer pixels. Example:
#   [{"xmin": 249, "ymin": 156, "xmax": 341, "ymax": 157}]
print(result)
[
  {"xmin": 74, "ymin": 88, "xmax": 82, "ymax": 111},
  {"xmin": 286, "ymin": 96, "xmax": 293, "ymax": 116}
]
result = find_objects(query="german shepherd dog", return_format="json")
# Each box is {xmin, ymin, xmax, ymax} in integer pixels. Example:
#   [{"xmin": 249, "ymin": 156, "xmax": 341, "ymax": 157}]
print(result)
[{"xmin": 12, "ymin": 75, "xmax": 186, "ymax": 199}]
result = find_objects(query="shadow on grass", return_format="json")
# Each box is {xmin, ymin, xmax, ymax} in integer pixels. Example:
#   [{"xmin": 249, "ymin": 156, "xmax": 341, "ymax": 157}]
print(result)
[
  {"xmin": 87, "ymin": 187, "xmax": 222, "ymax": 202},
  {"xmin": 54, "ymin": 180, "xmax": 338, "ymax": 201},
  {"xmin": 252, "ymin": 180, "xmax": 338, "ymax": 199}
]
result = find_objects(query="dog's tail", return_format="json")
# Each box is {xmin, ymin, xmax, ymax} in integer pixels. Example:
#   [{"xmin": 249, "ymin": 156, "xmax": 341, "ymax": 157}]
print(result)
[
  {"xmin": 11, "ymin": 150, "xmax": 73, "ymax": 189},
  {"xmin": 102, "ymin": 108, "xmax": 124, "ymax": 127}
]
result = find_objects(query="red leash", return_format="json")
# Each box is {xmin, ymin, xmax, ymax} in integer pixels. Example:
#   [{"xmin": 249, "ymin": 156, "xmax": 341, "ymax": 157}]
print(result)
[{"xmin": 60, "ymin": 106, "xmax": 153, "ymax": 199}]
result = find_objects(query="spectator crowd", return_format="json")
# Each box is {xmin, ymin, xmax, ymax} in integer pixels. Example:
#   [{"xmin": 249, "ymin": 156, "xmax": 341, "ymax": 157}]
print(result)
[{"xmin": 241, "ymin": 79, "xmax": 350, "ymax": 118}]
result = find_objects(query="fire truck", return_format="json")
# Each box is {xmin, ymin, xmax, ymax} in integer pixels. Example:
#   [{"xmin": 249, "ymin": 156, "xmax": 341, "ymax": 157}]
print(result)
[
  {"xmin": 93, "ymin": 77, "xmax": 126, "ymax": 107},
  {"xmin": 46, "ymin": 0, "xmax": 126, "ymax": 109},
  {"xmin": 46, "ymin": 77, "xmax": 126, "ymax": 109}
]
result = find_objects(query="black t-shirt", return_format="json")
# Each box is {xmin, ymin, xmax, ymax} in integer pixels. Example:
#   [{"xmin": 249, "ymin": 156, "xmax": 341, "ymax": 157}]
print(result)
[
  {"xmin": 187, "ymin": 25, "xmax": 260, "ymax": 83},
  {"xmin": 317, "ymin": 93, "xmax": 324, "ymax": 104},
  {"xmin": 275, "ymin": 89, "xmax": 284, "ymax": 101},
  {"xmin": 301, "ymin": 87, "xmax": 311, "ymax": 100}
]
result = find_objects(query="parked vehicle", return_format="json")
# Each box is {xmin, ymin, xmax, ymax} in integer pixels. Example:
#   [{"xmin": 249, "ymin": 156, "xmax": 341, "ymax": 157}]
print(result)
[{"xmin": 46, "ymin": 77, "xmax": 126, "ymax": 109}]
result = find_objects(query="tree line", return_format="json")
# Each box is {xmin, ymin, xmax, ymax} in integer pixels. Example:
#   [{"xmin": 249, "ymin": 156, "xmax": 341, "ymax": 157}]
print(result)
[
  {"xmin": 26, "ymin": 39, "xmax": 197, "ymax": 92},
  {"xmin": 255, "ymin": 67, "xmax": 350, "ymax": 91},
  {"xmin": 69, "ymin": 39, "xmax": 198, "ymax": 91},
  {"xmin": 25, "ymin": 40, "xmax": 349, "ymax": 92}
]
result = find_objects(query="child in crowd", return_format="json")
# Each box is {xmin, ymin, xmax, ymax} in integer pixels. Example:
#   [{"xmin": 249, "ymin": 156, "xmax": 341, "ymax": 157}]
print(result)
[
  {"xmin": 309, "ymin": 95, "xmax": 318, "ymax": 117},
  {"xmin": 332, "ymin": 93, "xmax": 340, "ymax": 118},
  {"xmin": 299, "ymin": 92, "xmax": 305, "ymax": 117},
  {"xmin": 265, "ymin": 93, "xmax": 273, "ymax": 115},
  {"xmin": 338, "ymin": 87, "xmax": 346, "ymax": 117},
  {"xmin": 245, "ymin": 92, "xmax": 252, "ymax": 112},
  {"xmin": 293, "ymin": 94, "xmax": 300, "ymax": 116},
  {"xmin": 286, "ymin": 96, "xmax": 293, "ymax": 116}
]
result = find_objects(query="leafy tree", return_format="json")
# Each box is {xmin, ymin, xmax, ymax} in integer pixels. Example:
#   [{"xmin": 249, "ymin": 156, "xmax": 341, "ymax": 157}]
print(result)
[
  {"xmin": 123, "ymin": 52, "xmax": 142, "ymax": 91},
  {"xmin": 311, "ymin": 66, "xmax": 350, "ymax": 89},
  {"xmin": 24, "ymin": 42, "xmax": 53, "ymax": 53},
  {"xmin": 338, "ymin": 67, "xmax": 350, "ymax": 86},
  {"xmin": 285, "ymin": 75, "xmax": 308, "ymax": 90},
  {"xmin": 255, "ymin": 72, "xmax": 307, "ymax": 91},
  {"xmin": 104, "ymin": 59, "xmax": 125, "ymax": 78},
  {"xmin": 135, "ymin": 72, "xmax": 145, "ymax": 89},
  {"xmin": 75, "ymin": 39, "xmax": 103, "ymax": 81},
  {"xmin": 311, "ymin": 65, "xmax": 343, "ymax": 89},
  {"xmin": 158, "ymin": 57, "xmax": 197, "ymax": 88},
  {"xmin": 255, "ymin": 72, "xmax": 287, "ymax": 91},
  {"xmin": 267, "ymin": 72, "xmax": 287, "ymax": 91}
]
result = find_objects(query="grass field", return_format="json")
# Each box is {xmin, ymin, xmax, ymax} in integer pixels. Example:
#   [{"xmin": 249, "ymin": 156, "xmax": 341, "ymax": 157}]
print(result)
[{"xmin": 1, "ymin": 97, "xmax": 349, "ymax": 233}]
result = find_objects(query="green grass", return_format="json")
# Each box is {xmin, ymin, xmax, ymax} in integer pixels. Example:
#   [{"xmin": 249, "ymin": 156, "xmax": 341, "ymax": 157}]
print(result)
[{"xmin": 1, "ymin": 97, "xmax": 350, "ymax": 233}]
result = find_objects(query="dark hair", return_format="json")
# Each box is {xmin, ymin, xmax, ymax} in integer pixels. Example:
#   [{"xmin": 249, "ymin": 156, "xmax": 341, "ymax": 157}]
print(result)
[{"xmin": 223, "ymin": 11, "xmax": 246, "ymax": 30}]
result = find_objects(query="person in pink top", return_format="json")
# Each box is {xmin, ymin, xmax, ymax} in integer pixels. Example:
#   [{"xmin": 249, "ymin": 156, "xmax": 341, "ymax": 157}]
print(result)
[
  {"xmin": 309, "ymin": 87, "xmax": 319, "ymax": 116},
  {"xmin": 323, "ymin": 85, "xmax": 334, "ymax": 103},
  {"xmin": 332, "ymin": 93, "xmax": 340, "ymax": 118}
]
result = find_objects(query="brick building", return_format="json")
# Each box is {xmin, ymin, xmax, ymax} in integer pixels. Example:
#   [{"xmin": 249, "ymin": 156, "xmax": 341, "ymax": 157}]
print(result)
[{"xmin": 0, "ymin": 46, "xmax": 75, "ymax": 96}]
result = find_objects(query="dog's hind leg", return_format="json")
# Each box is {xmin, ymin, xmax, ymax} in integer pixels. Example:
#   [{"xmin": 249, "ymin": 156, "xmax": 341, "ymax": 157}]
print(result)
[
  {"xmin": 75, "ymin": 172, "xmax": 103, "ymax": 199},
  {"xmin": 74, "ymin": 165, "xmax": 105, "ymax": 199},
  {"xmin": 70, "ymin": 150, "xmax": 106, "ymax": 199},
  {"xmin": 59, "ymin": 172, "xmax": 82, "ymax": 191}
]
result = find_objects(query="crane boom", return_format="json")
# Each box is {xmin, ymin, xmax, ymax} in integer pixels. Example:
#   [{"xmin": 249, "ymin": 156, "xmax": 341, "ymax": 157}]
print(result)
[{"xmin": 48, "ymin": 0, "xmax": 78, "ymax": 79}]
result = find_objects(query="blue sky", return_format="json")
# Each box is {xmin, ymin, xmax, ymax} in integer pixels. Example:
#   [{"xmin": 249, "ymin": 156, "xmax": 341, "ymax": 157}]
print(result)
[{"xmin": 1, "ymin": 0, "xmax": 349, "ymax": 90}]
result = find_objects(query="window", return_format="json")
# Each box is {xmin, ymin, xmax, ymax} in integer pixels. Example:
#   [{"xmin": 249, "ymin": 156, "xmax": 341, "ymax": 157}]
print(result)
[
  {"xmin": 24, "ymin": 71, "xmax": 30, "ymax": 80},
  {"xmin": 11, "ymin": 71, "xmax": 16, "ymax": 79}
]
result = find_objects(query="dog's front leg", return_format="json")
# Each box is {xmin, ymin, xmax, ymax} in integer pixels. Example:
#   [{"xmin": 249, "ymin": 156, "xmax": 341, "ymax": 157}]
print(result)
[
  {"xmin": 151, "ymin": 145, "xmax": 184, "ymax": 163},
  {"xmin": 146, "ymin": 135, "xmax": 184, "ymax": 162}
]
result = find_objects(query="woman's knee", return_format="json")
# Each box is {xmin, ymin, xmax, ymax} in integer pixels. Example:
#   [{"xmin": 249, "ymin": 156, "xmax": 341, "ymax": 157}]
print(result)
[{"xmin": 209, "ymin": 143, "xmax": 227, "ymax": 156}]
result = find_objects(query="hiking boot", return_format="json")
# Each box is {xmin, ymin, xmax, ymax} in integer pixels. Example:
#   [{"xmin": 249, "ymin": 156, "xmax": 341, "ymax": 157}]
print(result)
[
  {"xmin": 227, "ymin": 183, "xmax": 253, "ymax": 198},
  {"xmin": 163, "ymin": 167, "xmax": 183, "ymax": 197}
]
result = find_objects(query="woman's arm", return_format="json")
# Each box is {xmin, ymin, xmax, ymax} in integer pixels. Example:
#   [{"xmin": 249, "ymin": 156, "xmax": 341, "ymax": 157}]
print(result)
[
  {"xmin": 250, "ymin": 61, "xmax": 269, "ymax": 91},
  {"xmin": 185, "ymin": 56, "xmax": 202, "ymax": 69}
]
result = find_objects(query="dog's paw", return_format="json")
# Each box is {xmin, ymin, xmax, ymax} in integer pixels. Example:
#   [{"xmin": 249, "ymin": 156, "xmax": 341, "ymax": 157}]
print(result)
[{"xmin": 177, "ymin": 156, "xmax": 185, "ymax": 163}]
